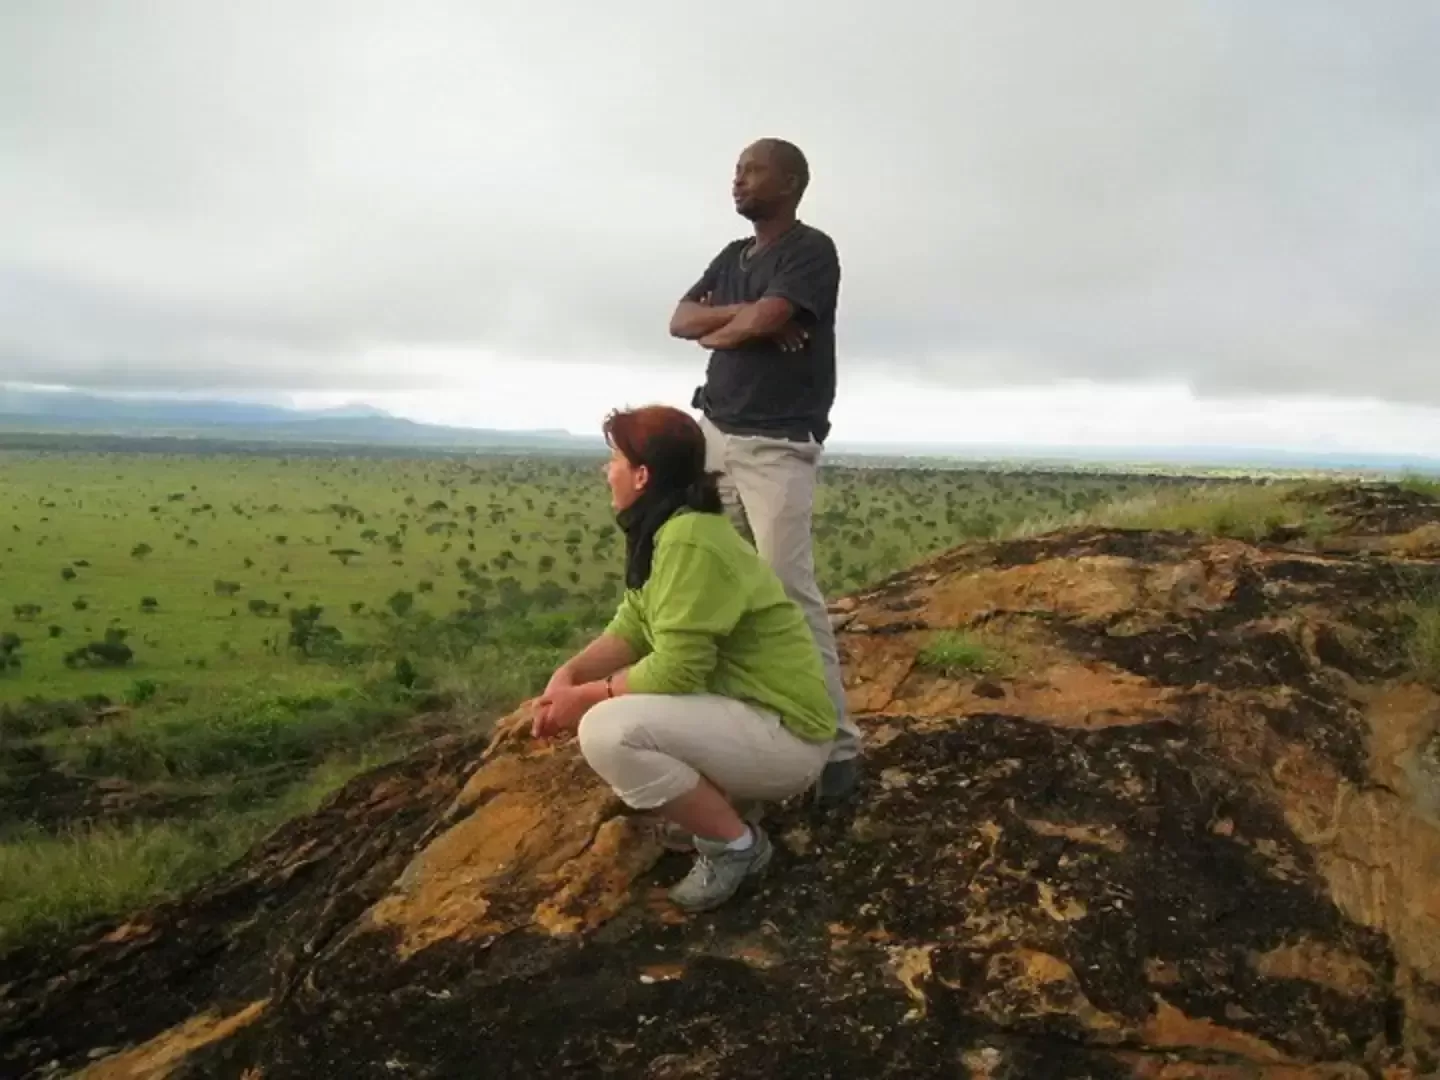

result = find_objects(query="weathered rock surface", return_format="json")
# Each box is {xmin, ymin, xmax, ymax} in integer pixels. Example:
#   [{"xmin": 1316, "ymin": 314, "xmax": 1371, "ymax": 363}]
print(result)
[{"xmin": 4, "ymin": 484, "xmax": 1440, "ymax": 1079}]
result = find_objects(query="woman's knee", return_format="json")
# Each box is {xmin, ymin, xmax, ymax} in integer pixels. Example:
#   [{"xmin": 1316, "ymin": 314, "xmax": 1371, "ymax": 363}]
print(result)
[
  {"xmin": 577, "ymin": 697, "xmax": 642, "ymax": 770},
  {"xmin": 577, "ymin": 697, "xmax": 701, "ymax": 809}
]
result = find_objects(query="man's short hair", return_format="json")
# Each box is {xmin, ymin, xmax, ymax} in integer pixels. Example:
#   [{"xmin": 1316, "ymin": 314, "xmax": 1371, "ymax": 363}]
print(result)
[{"xmin": 759, "ymin": 138, "xmax": 810, "ymax": 201}]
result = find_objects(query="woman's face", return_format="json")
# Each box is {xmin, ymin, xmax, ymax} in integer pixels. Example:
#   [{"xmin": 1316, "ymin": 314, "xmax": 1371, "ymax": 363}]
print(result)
[{"xmin": 605, "ymin": 446, "xmax": 648, "ymax": 511}]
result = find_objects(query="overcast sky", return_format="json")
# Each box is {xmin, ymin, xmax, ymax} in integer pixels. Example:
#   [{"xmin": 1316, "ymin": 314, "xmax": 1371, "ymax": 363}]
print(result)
[{"xmin": 3, "ymin": 1, "xmax": 1438, "ymax": 451}]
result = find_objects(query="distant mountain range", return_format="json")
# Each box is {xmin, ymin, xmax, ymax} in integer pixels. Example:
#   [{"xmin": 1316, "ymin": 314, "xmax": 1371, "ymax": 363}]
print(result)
[
  {"xmin": 0, "ymin": 385, "xmax": 600, "ymax": 451},
  {"xmin": 2, "ymin": 384, "xmax": 1438, "ymax": 475}
]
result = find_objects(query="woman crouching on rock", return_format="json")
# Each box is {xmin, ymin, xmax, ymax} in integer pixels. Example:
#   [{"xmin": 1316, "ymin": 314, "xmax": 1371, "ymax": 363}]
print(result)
[{"xmin": 531, "ymin": 404, "xmax": 838, "ymax": 912}]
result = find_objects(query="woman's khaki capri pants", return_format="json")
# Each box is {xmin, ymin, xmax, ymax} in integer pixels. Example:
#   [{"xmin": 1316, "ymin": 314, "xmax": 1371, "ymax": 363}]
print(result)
[{"xmin": 577, "ymin": 693, "xmax": 832, "ymax": 810}]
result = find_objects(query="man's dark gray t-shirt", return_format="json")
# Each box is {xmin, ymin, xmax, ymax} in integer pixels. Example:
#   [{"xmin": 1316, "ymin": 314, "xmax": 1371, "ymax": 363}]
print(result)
[{"xmin": 686, "ymin": 222, "xmax": 840, "ymax": 444}]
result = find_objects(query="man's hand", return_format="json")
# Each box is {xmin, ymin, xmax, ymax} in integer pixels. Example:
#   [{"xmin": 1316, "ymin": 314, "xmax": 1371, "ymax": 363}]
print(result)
[{"xmin": 774, "ymin": 321, "xmax": 809, "ymax": 353}]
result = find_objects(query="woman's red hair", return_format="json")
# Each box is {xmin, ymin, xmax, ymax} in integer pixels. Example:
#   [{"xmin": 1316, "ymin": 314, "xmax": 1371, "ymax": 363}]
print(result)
[
  {"xmin": 604, "ymin": 405, "xmax": 723, "ymax": 587},
  {"xmin": 603, "ymin": 405, "xmax": 709, "ymax": 489}
]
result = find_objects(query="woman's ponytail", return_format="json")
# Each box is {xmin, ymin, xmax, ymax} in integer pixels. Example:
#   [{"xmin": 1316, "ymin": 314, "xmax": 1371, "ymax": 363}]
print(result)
[{"xmin": 683, "ymin": 471, "xmax": 724, "ymax": 514}]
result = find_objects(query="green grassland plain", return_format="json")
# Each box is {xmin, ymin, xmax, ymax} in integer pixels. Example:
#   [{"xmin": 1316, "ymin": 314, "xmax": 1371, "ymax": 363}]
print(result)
[
  {"xmin": 2, "ymin": 449, "xmax": 617, "ymax": 702},
  {"xmin": 0, "ymin": 442, "xmax": 1265, "ymax": 946},
  {"xmin": 0, "ymin": 447, "xmax": 1190, "ymax": 705}
]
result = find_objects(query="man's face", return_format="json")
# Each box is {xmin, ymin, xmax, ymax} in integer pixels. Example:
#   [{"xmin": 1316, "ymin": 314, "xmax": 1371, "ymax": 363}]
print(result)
[{"xmin": 732, "ymin": 143, "xmax": 794, "ymax": 220}]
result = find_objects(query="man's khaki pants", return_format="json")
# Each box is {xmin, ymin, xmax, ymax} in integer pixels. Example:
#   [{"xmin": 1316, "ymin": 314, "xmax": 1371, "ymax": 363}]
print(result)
[{"xmin": 699, "ymin": 415, "xmax": 861, "ymax": 763}]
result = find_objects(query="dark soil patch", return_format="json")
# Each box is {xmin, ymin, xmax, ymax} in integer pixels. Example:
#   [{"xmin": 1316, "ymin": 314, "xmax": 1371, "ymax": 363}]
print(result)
[
  {"xmin": 1303, "ymin": 484, "xmax": 1440, "ymax": 536},
  {"xmin": 0, "ymin": 744, "xmax": 217, "ymax": 830},
  {"xmin": 0, "ymin": 744, "xmax": 94, "ymax": 828},
  {"xmin": 989, "ymin": 528, "xmax": 1199, "ymax": 569}
]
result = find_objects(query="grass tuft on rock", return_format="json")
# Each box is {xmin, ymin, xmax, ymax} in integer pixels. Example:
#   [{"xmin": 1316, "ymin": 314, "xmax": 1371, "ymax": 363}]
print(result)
[
  {"xmin": 916, "ymin": 630, "xmax": 1004, "ymax": 677},
  {"xmin": 1082, "ymin": 483, "xmax": 1335, "ymax": 543},
  {"xmin": 1404, "ymin": 596, "xmax": 1440, "ymax": 688}
]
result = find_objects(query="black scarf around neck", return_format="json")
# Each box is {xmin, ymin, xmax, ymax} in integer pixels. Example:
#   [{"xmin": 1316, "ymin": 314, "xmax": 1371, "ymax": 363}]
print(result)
[{"xmin": 616, "ymin": 480, "xmax": 718, "ymax": 589}]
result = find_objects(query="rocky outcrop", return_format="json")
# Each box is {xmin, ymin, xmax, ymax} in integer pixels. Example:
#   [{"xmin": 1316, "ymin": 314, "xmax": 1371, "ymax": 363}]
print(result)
[{"xmin": 3, "ymin": 485, "xmax": 1440, "ymax": 1079}]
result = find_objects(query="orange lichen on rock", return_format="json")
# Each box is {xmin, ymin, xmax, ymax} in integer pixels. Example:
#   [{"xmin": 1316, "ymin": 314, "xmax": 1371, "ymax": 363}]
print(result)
[
  {"xmin": 1140, "ymin": 997, "xmax": 1295, "ymax": 1064},
  {"xmin": 846, "ymin": 628, "xmax": 1177, "ymax": 728},
  {"xmin": 1363, "ymin": 683, "xmax": 1440, "ymax": 815},
  {"xmin": 1118, "ymin": 1056, "xmax": 1372, "ymax": 1079},
  {"xmin": 922, "ymin": 555, "xmax": 1147, "ymax": 628},
  {"xmin": 76, "ymin": 1000, "xmax": 267, "ymax": 1080},
  {"xmin": 1392, "ymin": 522, "xmax": 1440, "ymax": 557},
  {"xmin": 1295, "ymin": 785, "xmax": 1440, "ymax": 983},
  {"xmin": 977, "ymin": 949, "xmax": 1126, "ymax": 1036},
  {"xmin": 1252, "ymin": 940, "xmax": 1380, "ymax": 1000},
  {"xmin": 1023, "ymin": 817, "xmax": 1129, "ymax": 853},
  {"xmin": 363, "ymin": 707, "xmax": 660, "ymax": 958},
  {"xmin": 531, "ymin": 814, "xmax": 663, "ymax": 936}
]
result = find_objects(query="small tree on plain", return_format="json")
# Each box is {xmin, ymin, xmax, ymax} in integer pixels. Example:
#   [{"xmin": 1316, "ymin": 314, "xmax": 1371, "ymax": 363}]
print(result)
[{"xmin": 0, "ymin": 632, "xmax": 21, "ymax": 673}]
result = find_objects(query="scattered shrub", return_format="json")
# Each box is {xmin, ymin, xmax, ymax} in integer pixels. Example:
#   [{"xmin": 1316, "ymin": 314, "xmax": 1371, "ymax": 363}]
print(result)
[
  {"xmin": 124, "ymin": 678, "xmax": 160, "ymax": 707},
  {"xmin": 0, "ymin": 632, "xmax": 21, "ymax": 673},
  {"xmin": 286, "ymin": 605, "xmax": 344, "ymax": 659},
  {"xmin": 63, "ymin": 640, "xmax": 135, "ymax": 669}
]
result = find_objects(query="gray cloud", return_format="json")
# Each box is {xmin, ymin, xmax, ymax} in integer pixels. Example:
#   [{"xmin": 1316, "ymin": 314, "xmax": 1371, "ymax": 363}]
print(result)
[{"xmin": 2, "ymin": 1, "xmax": 1437, "ymax": 401}]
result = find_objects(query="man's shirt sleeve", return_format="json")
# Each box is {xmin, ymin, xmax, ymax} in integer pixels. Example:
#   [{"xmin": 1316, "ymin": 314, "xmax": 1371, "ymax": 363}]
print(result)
[
  {"xmin": 682, "ymin": 246, "xmax": 732, "ymax": 302},
  {"xmin": 764, "ymin": 231, "xmax": 840, "ymax": 323}
]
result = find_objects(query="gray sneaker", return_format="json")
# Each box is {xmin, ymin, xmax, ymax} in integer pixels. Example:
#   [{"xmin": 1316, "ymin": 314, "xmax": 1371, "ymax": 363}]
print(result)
[
  {"xmin": 656, "ymin": 801, "xmax": 765, "ymax": 853},
  {"xmin": 668, "ymin": 827, "xmax": 774, "ymax": 912}
]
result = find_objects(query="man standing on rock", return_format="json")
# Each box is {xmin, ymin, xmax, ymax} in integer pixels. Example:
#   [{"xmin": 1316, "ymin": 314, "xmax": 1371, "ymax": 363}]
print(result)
[{"xmin": 668, "ymin": 137, "xmax": 861, "ymax": 802}]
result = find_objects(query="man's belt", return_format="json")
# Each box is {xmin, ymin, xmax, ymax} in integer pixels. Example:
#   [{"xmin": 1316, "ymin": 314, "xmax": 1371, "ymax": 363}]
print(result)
[{"xmin": 692, "ymin": 387, "xmax": 818, "ymax": 444}]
